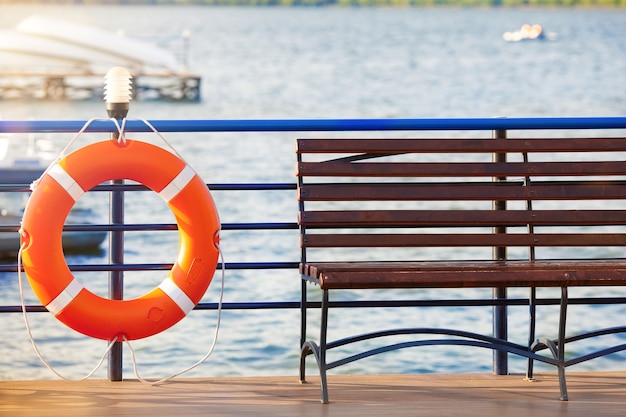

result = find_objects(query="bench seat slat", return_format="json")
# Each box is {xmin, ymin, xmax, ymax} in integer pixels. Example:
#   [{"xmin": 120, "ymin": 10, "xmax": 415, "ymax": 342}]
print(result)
[
  {"xmin": 298, "ymin": 182, "xmax": 626, "ymax": 202},
  {"xmin": 299, "ymin": 210, "xmax": 626, "ymax": 227},
  {"xmin": 301, "ymin": 233, "xmax": 626, "ymax": 248},
  {"xmin": 300, "ymin": 260, "xmax": 626, "ymax": 289},
  {"xmin": 296, "ymin": 138, "xmax": 626, "ymax": 154},
  {"xmin": 297, "ymin": 161, "xmax": 626, "ymax": 177}
]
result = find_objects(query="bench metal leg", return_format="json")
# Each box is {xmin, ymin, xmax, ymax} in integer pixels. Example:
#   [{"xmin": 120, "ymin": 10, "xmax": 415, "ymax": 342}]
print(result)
[
  {"xmin": 530, "ymin": 287, "xmax": 569, "ymax": 400},
  {"xmin": 318, "ymin": 289, "xmax": 330, "ymax": 403},
  {"xmin": 299, "ymin": 286, "xmax": 330, "ymax": 403},
  {"xmin": 526, "ymin": 287, "xmax": 537, "ymax": 381},
  {"xmin": 299, "ymin": 279, "xmax": 308, "ymax": 384},
  {"xmin": 557, "ymin": 287, "xmax": 569, "ymax": 401},
  {"xmin": 528, "ymin": 287, "xmax": 569, "ymax": 400}
]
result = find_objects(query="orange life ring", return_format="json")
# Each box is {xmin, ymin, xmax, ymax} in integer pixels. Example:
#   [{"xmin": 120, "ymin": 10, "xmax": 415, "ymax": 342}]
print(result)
[{"xmin": 20, "ymin": 139, "xmax": 220, "ymax": 341}]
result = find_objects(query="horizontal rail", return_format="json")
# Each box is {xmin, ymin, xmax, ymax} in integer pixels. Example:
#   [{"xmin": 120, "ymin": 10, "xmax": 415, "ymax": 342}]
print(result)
[
  {"xmin": 5, "ymin": 296, "xmax": 626, "ymax": 314},
  {"xmin": 0, "ymin": 262, "xmax": 298, "ymax": 274},
  {"xmin": 0, "ymin": 183, "xmax": 297, "ymax": 192},
  {"xmin": 1, "ymin": 116, "xmax": 626, "ymax": 133},
  {"xmin": 0, "ymin": 222, "xmax": 298, "ymax": 233}
]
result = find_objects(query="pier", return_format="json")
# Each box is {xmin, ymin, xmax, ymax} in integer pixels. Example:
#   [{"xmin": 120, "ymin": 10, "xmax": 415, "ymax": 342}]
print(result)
[{"xmin": 0, "ymin": 70, "xmax": 201, "ymax": 101}]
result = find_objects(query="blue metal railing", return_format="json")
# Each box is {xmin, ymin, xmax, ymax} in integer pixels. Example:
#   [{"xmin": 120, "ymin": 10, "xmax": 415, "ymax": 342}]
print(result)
[
  {"xmin": 1, "ymin": 116, "xmax": 626, "ymax": 381},
  {"xmin": 2, "ymin": 116, "xmax": 626, "ymax": 133}
]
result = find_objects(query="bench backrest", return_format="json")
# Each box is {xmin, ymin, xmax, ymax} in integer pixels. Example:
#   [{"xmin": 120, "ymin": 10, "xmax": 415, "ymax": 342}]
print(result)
[{"xmin": 296, "ymin": 137, "xmax": 626, "ymax": 263}]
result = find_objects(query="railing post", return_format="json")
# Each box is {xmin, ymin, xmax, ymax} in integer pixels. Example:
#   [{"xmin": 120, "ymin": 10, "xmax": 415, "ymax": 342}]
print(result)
[
  {"xmin": 107, "ymin": 146, "xmax": 124, "ymax": 382},
  {"xmin": 492, "ymin": 128, "xmax": 508, "ymax": 375},
  {"xmin": 104, "ymin": 69, "xmax": 130, "ymax": 381}
]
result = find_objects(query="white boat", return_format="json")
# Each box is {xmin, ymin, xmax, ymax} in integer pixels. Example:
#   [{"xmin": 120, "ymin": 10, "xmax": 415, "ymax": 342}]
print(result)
[
  {"xmin": 0, "ymin": 134, "xmax": 52, "ymax": 185},
  {"xmin": 0, "ymin": 30, "xmax": 142, "ymax": 73},
  {"xmin": 0, "ymin": 50, "xmax": 85, "ymax": 71},
  {"xmin": 503, "ymin": 24, "xmax": 557, "ymax": 42},
  {"xmin": 15, "ymin": 15, "xmax": 179, "ymax": 72},
  {"xmin": 1, "ymin": 135, "xmax": 106, "ymax": 258},
  {"xmin": 0, "ymin": 210, "xmax": 107, "ymax": 259}
]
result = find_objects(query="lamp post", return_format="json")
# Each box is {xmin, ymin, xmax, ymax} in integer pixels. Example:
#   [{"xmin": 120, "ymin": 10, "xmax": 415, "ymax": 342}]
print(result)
[{"xmin": 104, "ymin": 67, "xmax": 131, "ymax": 381}]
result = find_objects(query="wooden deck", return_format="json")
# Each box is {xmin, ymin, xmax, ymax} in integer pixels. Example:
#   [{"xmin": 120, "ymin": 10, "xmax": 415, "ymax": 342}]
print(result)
[{"xmin": 1, "ymin": 372, "xmax": 625, "ymax": 416}]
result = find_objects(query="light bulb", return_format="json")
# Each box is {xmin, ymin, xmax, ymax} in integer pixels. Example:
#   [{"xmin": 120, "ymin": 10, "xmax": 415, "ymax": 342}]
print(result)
[{"xmin": 104, "ymin": 67, "xmax": 132, "ymax": 120}]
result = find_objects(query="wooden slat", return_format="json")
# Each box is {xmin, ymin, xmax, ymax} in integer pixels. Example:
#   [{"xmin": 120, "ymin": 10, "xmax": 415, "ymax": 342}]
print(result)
[
  {"xmin": 297, "ymin": 161, "xmax": 626, "ymax": 177},
  {"xmin": 298, "ymin": 182, "xmax": 626, "ymax": 202},
  {"xmin": 303, "ymin": 259, "xmax": 626, "ymax": 273},
  {"xmin": 300, "ymin": 233, "xmax": 626, "ymax": 248},
  {"xmin": 300, "ymin": 260, "xmax": 626, "ymax": 289},
  {"xmin": 296, "ymin": 137, "xmax": 626, "ymax": 154},
  {"xmin": 298, "ymin": 210, "xmax": 626, "ymax": 227}
]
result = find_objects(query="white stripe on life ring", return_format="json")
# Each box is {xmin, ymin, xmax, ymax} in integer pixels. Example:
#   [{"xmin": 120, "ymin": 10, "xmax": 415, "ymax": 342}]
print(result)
[
  {"xmin": 46, "ymin": 278, "xmax": 83, "ymax": 316},
  {"xmin": 159, "ymin": 165, "xmax": 195, "ymax": 203},
  {"xmin": 158, "ymin": 277, "xmax": 195, "ymax": 314},
  {"xmin": 47, "ymin": 164, "xmax": 85, "ymax": 202}
]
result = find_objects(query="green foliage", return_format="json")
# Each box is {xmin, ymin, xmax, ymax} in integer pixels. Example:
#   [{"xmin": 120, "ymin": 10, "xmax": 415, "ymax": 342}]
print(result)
[{"xmin": 0, "ymin": 0, "xmax": 624, "ymax": 6}]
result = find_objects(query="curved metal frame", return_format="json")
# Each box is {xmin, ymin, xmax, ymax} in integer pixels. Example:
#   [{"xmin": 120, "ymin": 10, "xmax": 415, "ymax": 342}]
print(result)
[{"xmin": 300, "ymin": 286, "xmax": 626, "ymax": 403}]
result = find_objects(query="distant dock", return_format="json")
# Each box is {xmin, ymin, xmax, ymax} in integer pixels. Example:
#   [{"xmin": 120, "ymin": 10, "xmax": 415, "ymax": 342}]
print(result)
[
  {"xmin": 0, "ymin": 15, "xmax": 201, "ymax": 101},
  {"xmin": 0, "ymin": 69, "xmax": 201, "ymax": 101}
]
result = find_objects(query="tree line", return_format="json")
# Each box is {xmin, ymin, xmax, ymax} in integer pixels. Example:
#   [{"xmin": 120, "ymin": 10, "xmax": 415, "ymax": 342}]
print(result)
[{"xmin": 2, "ymin": 0, "xmax": 625, "ymax": 6}]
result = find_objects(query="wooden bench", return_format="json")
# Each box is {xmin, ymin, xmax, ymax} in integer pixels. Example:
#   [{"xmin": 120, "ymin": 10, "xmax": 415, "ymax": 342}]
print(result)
[{"xmin": 296, "ymin": 136, "xmax": 626, "ymax": 403}]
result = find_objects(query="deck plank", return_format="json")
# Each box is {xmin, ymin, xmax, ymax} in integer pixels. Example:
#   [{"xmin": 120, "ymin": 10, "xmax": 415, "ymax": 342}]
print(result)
[{"xmin": 1, "ymin": 372, "xmax": 625, "ymax": 417}]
